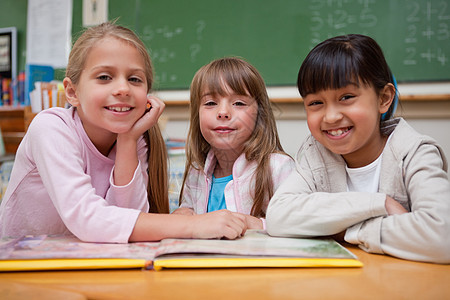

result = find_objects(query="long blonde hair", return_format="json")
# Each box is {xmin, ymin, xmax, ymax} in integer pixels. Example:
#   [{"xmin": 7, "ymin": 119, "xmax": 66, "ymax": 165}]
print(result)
[
  {"xmin": 65, "ymin": 22, "xmax": 169, "ymax": 213},
  {"xmin": 180, "ymin": 57, "xmax": 287, "ymax": 217}
]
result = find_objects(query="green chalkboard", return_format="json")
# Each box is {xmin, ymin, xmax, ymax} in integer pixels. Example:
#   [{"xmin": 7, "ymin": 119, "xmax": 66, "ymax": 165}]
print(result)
[
  {"xmin": 105, "ymin": 0, "xmax": 450, "ymax": 89},
  {"xmin": 2, "ymin": 0, "xmax": 450, "ymax": 90}
]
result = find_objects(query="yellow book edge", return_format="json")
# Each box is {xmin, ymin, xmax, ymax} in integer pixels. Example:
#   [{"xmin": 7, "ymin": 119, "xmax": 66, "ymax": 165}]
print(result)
[
  {"xmin": 0, "ymin": 257, "xmax": 363, "ymax": 272},
  {"xmin": 153, "ymin": 257, "xmax": 363, "ymax": 271},
  {"xmin": 0, "ymin": 258, "xmax": 148, "ymax": 272}
]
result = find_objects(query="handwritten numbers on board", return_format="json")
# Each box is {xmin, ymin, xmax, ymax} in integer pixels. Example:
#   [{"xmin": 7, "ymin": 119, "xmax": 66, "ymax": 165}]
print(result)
[
  {"xmin": 196, "ymin": 20, "xmax": 206, "ymax": 40},
  {"xmin": 190, "ymin": 44, "xmax": 201, "ymax": 62},
  {"xmin": 143, "ymin": 21, "xmax": 207, "ymax": 85},
  {"xmin": 404, "ymin": 0, "xmax": 449, "ymax": 67},
  {"xmin": 307, "ymin": 0, "xmax": 449, "ymax": 70},
  {"xmin": 308, "ymin": 0, "xmax": 378, "ymax": 48}
]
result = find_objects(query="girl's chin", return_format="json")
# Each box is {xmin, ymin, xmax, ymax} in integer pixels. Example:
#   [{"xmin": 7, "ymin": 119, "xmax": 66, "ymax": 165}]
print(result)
[
  {"xmin": 322, "ymin": 142, "xmax": 354, "ymax": 156},
  {"xmin": 110, "ymin": 126, "xmax": 134, "ymax": 135}
]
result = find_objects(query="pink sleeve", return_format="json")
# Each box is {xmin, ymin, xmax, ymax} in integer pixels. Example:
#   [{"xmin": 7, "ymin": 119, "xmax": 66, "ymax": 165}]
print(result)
[
  {"xmin": 178, "ymin": 167, "xmax": 196, "ymax": 210},
  {"xmin": 106, "ymin": 141, "xmax": 149, "ymax": 211},
  {"xmin": 27, "ymin": 113, "xmax": 147, "ymax": 243}
]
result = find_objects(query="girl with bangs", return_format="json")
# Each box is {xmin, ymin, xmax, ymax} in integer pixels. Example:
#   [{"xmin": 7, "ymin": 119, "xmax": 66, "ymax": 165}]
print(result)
[
  {"xmin": 173, "ymin": 57, "xmax": 295, "ymax": 230},
  {"xmin": 0, "ymin": 23, "xmax": 249, "ymax": 242},
  {"xmin": 266, "ymin": 34, "xmax": 450, "ymax": 263}
]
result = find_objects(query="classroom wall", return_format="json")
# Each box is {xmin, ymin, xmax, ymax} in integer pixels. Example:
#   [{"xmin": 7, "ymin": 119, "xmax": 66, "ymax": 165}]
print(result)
[
  {"xmin": 160, "ymin": 83, "xmax": 450, "ymax": 173},
  {"xmin": 1, "ymin": 0, "xmax": 449, "ymax": 167},
  {"xmin": 163, "ymin": 118, "xmax": 450, "ymax": 164}
]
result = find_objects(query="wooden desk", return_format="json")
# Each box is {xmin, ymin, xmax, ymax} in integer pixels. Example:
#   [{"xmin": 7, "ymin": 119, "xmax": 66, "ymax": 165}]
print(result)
[{"xmin": 0, "ymin": 245, "xmax": 448, "ymax": 299}]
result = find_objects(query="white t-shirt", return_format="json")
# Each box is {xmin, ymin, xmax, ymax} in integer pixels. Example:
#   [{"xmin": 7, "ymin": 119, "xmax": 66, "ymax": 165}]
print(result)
[
  {"xmin": 344, "ymin": 135, "xmax": 392, "ymax": 244},
  {"xmin": 346, "ymin": 155, "xmax": 383, "ymax": 193}
]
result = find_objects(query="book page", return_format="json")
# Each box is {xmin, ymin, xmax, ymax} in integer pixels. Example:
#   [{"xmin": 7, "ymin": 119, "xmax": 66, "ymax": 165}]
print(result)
[
  {"xmin": 0, "ymin": 235, "xmax": 160, "ymax": 260},
  {"xmin": 156, "ymin": 230, "xmax": 356, "ymax": 259}
]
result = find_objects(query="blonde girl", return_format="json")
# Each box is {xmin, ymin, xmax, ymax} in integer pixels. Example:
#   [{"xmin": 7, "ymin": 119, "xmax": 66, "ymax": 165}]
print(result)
[
  {"xmin": 266, "ymin": 34, "xmax": 450, "ymax": 263},
  {"xmin": 174, "ymin": 57, "xmax": 295, "ymax": 229},
  {"xmin": 0, "ymin": 23, "xmax": 246, "ymax": 242}
]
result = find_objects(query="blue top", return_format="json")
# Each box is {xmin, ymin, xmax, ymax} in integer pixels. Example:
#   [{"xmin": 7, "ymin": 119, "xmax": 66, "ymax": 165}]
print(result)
[{"xmin": 207, "ymin": 174, "xmax": 233, "ymax": 212}]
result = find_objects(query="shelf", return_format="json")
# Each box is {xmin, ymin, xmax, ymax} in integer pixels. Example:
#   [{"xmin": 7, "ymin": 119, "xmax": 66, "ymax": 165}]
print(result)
[{"xmin": 0, "ymin": 106, "xmax": 35, "ymax": 154}]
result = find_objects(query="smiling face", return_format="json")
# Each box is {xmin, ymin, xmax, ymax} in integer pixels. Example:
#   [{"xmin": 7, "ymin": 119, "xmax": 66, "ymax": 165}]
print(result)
[
  {"xmin": 198, "ymin": 83, "xmax": 258, "ymax": 160},
  {"xmin": 64, "ymin": 36, "xmax": 148, "ymax": 150},
  {"xmin": 303, "ymin": 83, "xmax": 392, "ymax": 168}
]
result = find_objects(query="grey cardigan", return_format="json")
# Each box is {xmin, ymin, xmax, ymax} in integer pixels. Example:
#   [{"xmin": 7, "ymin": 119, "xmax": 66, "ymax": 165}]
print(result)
[{"xmin": 266, "ymin": 118, "xmax": 450, "ymax": 263}]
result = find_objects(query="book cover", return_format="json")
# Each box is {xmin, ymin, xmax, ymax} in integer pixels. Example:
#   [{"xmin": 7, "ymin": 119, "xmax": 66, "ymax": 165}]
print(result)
[
  {"xmin": 25, "ymin": 64, "xmax": 54, "ymax": 106},
  {"xmin": 0, "ymin": 230, "xmax": 362, "ymax": 272},
  {"xmin": 1, "ymin": 78, "xmax": 11, "ymax": 106}
]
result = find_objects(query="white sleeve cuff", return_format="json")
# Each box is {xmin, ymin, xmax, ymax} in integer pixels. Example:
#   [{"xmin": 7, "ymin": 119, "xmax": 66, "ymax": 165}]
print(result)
[
  {"xmin": 110, "ymin": 161, "xmax": 141, "ymax": 188},
  {"xmin": 260, "ymin": 218, "xmax": 266, "ymax": 231},
  {"xmin": 344, "ymin": 222, "xmax": 363, "ymax": 244}
]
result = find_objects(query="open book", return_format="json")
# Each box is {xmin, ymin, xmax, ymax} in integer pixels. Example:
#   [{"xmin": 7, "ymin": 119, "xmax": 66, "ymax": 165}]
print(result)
[{"xmin": 0, "ymin": 230, "xmax": 362, "ymax": 271}]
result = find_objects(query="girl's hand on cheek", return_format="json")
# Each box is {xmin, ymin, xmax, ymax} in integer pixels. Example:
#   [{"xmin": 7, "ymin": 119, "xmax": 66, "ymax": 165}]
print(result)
[{"xmin": 125, "ymin": 95, "xmax": 166, "ymax": 140}]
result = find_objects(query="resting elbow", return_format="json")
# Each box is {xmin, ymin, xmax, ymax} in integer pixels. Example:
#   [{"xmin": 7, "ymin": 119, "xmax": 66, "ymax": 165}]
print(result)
[
  {"xmin": 426, "ymin": 238, "xmax": 450, "ymax": 264},
  {"xmin": 266, "ymin": 210, "xmax": 290, "ymax": 237},
  {"xmin": 418, "ymin": 217, "xmax": 450, "ymax": 263}
]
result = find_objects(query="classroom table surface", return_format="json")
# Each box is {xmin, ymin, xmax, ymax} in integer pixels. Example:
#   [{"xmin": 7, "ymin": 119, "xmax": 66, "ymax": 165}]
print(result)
[{"xmin": 0, "ymin": 244, "xmax": 448, "ymax": 300}]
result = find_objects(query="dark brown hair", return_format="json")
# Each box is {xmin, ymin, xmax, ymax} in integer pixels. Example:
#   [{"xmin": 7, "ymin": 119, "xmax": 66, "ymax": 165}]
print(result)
[{"xmin": 297, "ymin": 34, "xmax": 397, "ymax": 120}]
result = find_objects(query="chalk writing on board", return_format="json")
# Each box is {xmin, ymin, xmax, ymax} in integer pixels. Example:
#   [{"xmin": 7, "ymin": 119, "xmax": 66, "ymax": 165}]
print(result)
[
  {"xmin": 125, "ymin": 0, "xmax": 450, "ymax": 88},
  {"xmin": 191, "ymin": 20, "xmax": 206, "ymax": 61},
  {"xmin": 196, "ymin": 20, "xmax": 206, "ymax": 40},
  {"xmin": 142, "ymin": 25, "xmax": 183, "ymax": 41},
  {"xmin": 190, "ymin": 44, "xmax": 201, "ymax": 61},
  {"xmin": 404, "ymin": 1, "xmax": 449, "ymax": 67},
  {"xmin": 307, "ymin": 0, "xmax": 449, "ymax": 73},
  {"xmin": 141, "ymin": 21, "xmax": 207, "ymax": 86},
  {"xmin": 308, "ymin": 0, "xmax": 378, "ymax": 49}
]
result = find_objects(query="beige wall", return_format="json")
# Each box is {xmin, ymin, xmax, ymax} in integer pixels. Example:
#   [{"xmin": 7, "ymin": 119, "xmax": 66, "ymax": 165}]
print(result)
[
  {"xmin": 159, "ymin": 83, "xmax": 450, "ymax": 172},
  {"xmin": 162, "ymin": 103, "xmax": 450, "ymax": 161}
]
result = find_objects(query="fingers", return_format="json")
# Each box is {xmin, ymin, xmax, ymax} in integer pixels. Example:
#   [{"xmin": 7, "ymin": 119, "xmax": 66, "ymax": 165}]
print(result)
[
  {"xmin": 146, "ymin": 95, "xmax": 165, "ymax": 119},
  {"xmin": 243, "ymin": 214, "xmax": 263, "ymax": 230},
  {"xmin": 190, "ymin": 210, "xmax": 248, "ymax": 240},
  {"xmin": 213, "ymin": 210, "xmax": 247, "ymax": 239},
  {"xmin": 131, "ymin": 95, "xmax": 165, "ymax": 134}
]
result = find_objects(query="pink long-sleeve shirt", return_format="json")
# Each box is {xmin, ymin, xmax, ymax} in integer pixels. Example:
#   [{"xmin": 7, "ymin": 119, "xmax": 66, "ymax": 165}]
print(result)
[{"xmin": 0, "ymin": 107, "xmax": 149, "ymax": 243}]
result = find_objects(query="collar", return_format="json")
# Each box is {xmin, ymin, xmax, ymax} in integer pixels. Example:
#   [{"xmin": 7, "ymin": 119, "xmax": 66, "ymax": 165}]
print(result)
[{"xmin": 203, "ymin": 150, "xmax": 251, "ymax": 178}]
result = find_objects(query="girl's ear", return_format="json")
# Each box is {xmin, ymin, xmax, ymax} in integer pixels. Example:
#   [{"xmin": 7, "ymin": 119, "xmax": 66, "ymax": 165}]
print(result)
[
  {"xmin": 63, "ymin": 77, "xmax": 79, "ymax": 107},
  {"xmin": 379, "ymin": 83, "xmax": 396, "ymax": 115}
]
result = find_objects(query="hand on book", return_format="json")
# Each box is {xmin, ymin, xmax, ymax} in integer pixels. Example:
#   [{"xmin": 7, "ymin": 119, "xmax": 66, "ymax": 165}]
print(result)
[
  {"xmin": 190, "ymin": 210, "xmax": 247, "ymax": 240},
  {"xmin": 243, "ymin": 214, "xmax": 264, "ymax": 230}
]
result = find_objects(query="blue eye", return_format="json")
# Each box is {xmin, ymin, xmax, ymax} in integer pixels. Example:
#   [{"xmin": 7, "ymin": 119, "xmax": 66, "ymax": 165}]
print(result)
[
  {"xmin": 129, "ymin": 77, "xmax": 143, "ymax": 83},
  {"xmin": 97, "ymin": 75, "xmax": 111, "ymax": 81},
  {"xmin": 204, "ymin": 101, "xmax": 216, "ymax": 106}
]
